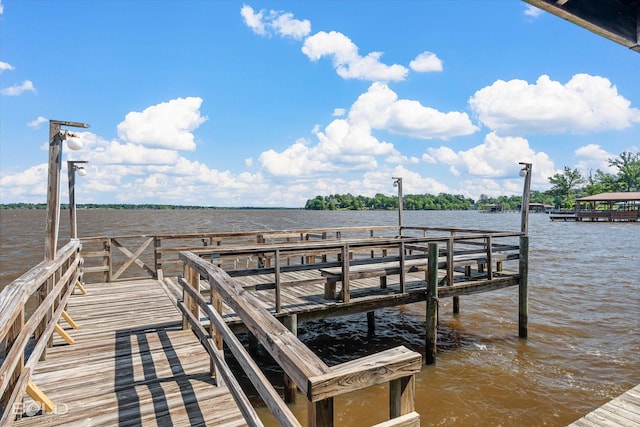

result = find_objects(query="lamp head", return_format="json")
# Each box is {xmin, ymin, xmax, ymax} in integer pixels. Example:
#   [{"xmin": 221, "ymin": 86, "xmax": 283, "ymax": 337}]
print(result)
[
  {"xmin": 65, "ymin": 133, "xmax": 83, "ymax": 151},
  {"xmin": 519, "ymin": 169, "xmax": 527, "ymax": 177},
  {"xmin": 76, "ymin": 166, "xmax": 87, "ymax": 177}
]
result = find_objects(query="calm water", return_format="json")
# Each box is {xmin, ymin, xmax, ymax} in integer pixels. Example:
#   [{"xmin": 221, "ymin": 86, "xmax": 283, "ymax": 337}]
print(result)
[{"xmin": 1, "ymin": 209, "xmax": 638, "ymax": 426}]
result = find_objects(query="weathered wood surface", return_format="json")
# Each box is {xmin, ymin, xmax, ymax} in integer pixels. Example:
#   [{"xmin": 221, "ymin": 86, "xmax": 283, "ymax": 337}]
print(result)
[
  {"xmin": 12, "ymin": 279, "xmax": 247, "ymax": 427},
  {"xmin": 201, "ymin": 265, "xmax": 519, "ymax": 328},
  {"xmin": 568, "ymin": 384, "xmax": 640, "ymax": 427}
]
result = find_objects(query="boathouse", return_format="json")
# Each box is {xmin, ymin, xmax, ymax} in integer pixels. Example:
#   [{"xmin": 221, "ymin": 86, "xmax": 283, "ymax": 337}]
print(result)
[{"xmin": 575, "ymin": 191, "xmax": 640, "ymax": 222}]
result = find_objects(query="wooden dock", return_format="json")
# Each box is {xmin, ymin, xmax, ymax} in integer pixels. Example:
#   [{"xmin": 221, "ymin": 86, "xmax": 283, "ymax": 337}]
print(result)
[
  {"xmin": 2, "ymin": 225, "xmax": 528, "ymax": 426},
  {"xmin": 12, "ymin": 278, "xmax": 247, "ymax": 427},
  {"xmin": 568, "ymin": 384, "xmax": 640, "ymax": 427}
]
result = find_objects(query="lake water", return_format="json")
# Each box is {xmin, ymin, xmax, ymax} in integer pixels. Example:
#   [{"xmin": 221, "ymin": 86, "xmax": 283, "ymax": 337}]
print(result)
[{"xmin": 0, "ymin": 209, "xmax": 638, "ymax": 426}]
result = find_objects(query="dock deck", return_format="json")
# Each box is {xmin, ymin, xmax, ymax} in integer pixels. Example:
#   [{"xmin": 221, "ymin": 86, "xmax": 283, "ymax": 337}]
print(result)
[
  {"xmin": 13, "ymin": 279, "xmax": 247, "ymax": 427},
  {"xmin": 568, "ymin": 384, "xmax": 640, "ymax": 427}
]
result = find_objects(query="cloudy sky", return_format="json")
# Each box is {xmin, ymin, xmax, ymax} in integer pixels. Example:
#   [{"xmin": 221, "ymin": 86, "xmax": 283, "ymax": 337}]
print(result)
[{"xmin": 1, "ymin": 1, "xmax": 638, "ymax": 207}]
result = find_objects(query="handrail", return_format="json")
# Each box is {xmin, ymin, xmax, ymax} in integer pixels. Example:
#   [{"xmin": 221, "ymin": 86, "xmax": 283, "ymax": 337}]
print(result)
[
  {"xmin": 179, "ymin": 251, "xmax": 422, "ymax": 427},
  {"xmin": 0, "ymin": 240, "xmax": 82, "ymax": 425},
  {"xmin": 78, "ymin": 226, "xmax": 523, "ymax": 283},
  {"xmin": 178, "ymin": 276, "xmax": 301, "ymax": 427}
]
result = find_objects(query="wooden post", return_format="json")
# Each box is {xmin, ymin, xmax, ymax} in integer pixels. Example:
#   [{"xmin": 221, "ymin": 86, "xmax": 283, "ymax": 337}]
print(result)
[
  {"xmin": 1, "ymin": 308, "xmax": 24, "ymax": 412},
  {"xmin": 275, "ymin": 250, "xmax": 281, "ymax": 313},
  {"xmin": 519, "ymin": 236, "xmax": 529, "ymax": 338},
  {"xmin": 520, "ymin": 162, "xmax": 532, "ymax": 234},
  {"xmin": 389, "ymin": 375, "xmax": 415, "ymax": 418},
  {"xmin": 341, "ymin": 244, "xmax": 350, "ymax": 303},
  {"xmin": 210, "ymin": 280, "xmax": 223, "ymax": 384},
  {"xmin": 399, "ymin": 241, "xmax": 406, "ymax": 293},
  {"xmin": 367, "ymin": 311, "xmax": 375, "ymax": 334},
  {"xmin": 282, "ymin": 314, "xmax": 298, "ymax": 403},
  {"xmin": 103, "ymin": 239, "xmax": 112, "ymax": 282},
  {"xmin": 308, "ymin": 398, "xmax": 333, "ymax": 427},
  {"xmin": 45, "ymin": 121, "xmax": 63, "ymax": 261},
  {"xmin": 154, "ymin": 237, "xmax": 163, "ymax": 281},
  {"xmin": 425, "ymin": 242, "xmax": 438, "ymax": 365}
]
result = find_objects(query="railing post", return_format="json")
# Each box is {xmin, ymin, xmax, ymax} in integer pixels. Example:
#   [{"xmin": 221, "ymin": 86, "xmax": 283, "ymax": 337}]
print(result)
[
  {"xmin": 1, "ymin": 307, "xmax": 24, "ymax": 415},
  {"xmin": 519, "ymin": 235, "xmax": 529, "ymax": 338},
  {"xmin": 275, "ymin": 250, "xmax": 281, "ymax": 313},
  {"xmin": 425, "ymin": 242, "xmax": 439, "ymax": 365},
  {"xmin": 308, "ymin": 398, "xmax": 333, "ymax": 427},
  {"xmin": 154, "ymin": 237, "xmax": 163, "ymax": 281},
  {"xmin": 341, "ymin": 244, "xmax": 350, "ymax": 303},
  {"xmin": 103, "ymin": 239, "xmax": 112, "ymax": 282},
  {"xmin": 486, "ymin": 235, "xmax": 493, "ymax": 280},
  {"xmin": 390, "ymin": 375, "xmax": 415, "ymax": 418},
  {"xmin": 182, "ymin": 264, "xmax": 199, "ymax": 331},
  {"xmin": 282, "ymin": 314, "xmax": 297, "ymax": 403},
  {"xmin": 399, "ymin": 241, "xmax": 406, "ymax": 293},
  {"xmin": 210, "ymin": 272, "xmax": 223, "ymax": 385}
]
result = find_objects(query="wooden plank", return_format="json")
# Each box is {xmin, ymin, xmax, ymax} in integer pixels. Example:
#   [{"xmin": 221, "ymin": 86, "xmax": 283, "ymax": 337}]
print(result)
[
  {"xmin": 568, "ymin": 384, "xmax": 640, "ymax": 427},
  {"xmin": 307, "ymin": 346, "xmax": 421, "ymax": 402},
  {"xmin": 13, "ymin": 278, "xmax": 248, "ymax": 427}
]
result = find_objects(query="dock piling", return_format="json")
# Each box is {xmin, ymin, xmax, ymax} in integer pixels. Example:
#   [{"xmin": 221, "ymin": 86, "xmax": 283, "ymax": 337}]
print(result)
[{"xmin": 425, "ymin": 242, "xmax": 439, "ymax": 365}]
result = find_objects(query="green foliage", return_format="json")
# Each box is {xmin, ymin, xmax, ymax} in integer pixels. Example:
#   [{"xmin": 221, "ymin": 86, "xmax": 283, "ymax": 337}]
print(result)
[{"xmin": 304, "ymin": 193, "xmax": 475, "ymax": 211}]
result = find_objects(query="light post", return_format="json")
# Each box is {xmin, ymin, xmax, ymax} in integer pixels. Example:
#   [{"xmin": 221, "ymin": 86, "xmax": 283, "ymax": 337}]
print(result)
[
  {"xmin": 519, "ymin": 162, "xmax": 532, "ymax": 235},
  {"xmin": 392, "ymin": 177, "xmax": 403, "ymax": 234},
  {"xmin": 45, "ymin": 120, "xmax": 89, "ymax": 260},
  {"xmin": 68, "ymin": 160, "xmax": 88, "ymax": 239}
]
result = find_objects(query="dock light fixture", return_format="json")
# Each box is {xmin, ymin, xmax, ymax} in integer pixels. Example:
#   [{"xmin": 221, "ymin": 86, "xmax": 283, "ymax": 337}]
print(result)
[
  {"xmin": 45, "ymin": 120, "xmax": 90, "ymax": 260},
  {"xmin": 392, "ymin": 177, "xmax": 404, "ymax": 234},
  {"xmin": 519, "ymin": 162, "xmax": 532, "ymax": 234},
  {"xmin": 68, "ymin": 160, "xmax": 89, "ymax": 239}
]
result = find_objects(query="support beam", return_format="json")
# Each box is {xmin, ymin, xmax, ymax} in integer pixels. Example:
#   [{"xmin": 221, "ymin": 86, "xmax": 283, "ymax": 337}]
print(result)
[{"xmin": 425, "ymin": 242, "xmax": 439, "ymax": 365}]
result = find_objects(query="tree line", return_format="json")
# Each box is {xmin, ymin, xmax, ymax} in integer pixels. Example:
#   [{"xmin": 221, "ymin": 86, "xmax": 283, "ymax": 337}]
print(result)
[{"xmin": 305, "ymin": 151, "xmax": 639, "ymax": 211}]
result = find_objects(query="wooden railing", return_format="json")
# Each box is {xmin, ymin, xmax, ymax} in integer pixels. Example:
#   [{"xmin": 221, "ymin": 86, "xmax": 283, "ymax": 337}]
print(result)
[
  {"xmin": 577, "ymin": 210, "xmax": 640, "ymax": 221},
  {"xmin": 187, "ymin": 229, "xmax": 523, "ymax": 308},
  {"xmin": 179, "ymin": 251, "xmax": 423, "ymax": 427},
  {"xmin": 79, "ymin": 226, "xmax": 400, "ymax": 282},
  {"xmin": 0, "ymin": 240, "xmax": 83, "ymax": 425}
]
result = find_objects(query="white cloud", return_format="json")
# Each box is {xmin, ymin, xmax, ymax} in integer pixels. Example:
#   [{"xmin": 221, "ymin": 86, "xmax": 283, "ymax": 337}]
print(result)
[
  {"xmin": 271, "ymin": 11, "xmax": 311, "ymax": 40},
  {"xmin": 0, "ymin": 61, "xmax": 14, "ymax": 73},
  {"xmin": 333, "ymin": 108, "xmax": 346, "ymax": 117},
  {"xmin": 116, "ymin": 97, "xmax": 207, "ymax": 150},
  {"xmin": 426, "ymin": 132, "xmax": 556, "ymax": 188},
  {"xmin": 469, "ymin": 74, "xmax": 640, "ymax": 135},
  {"xmin": 409, "ymin": 51, "xmax": 443, "ymax": 72},
  {"xmin": 0, "ymin": 1, "xmax": 4, "ymax": 15},
  {"xmin": 240, "ymin": 5, "xmax": 310, "ymax": 40},
  {"xmin": 350, "ymin": 82, "xmax": 478, "ymax": 139},
  {"xmin": 240, "ymin": 5, "xmax": 266, "ymax": 36},
  {"xmin": 1, "ymin": 80, "xmax": 35, "ymax": 96},
  {"xmin": 258, "ymin": 82, "xmax": 478, "ymax": 178},
  {"xmin": 28, "ymin": 116, "xmax": 48, "ymax": 129},
  {"xmin": 0, "ymin": 163, "xmax": 49, "ymax": 201},
  {"xmin": 524, "ymin": 5, "xmax": 543, "ymax": 19},
  {"xmin": 302, "ymin": 31, "xmax": 408, "ymax": 81},
  {"xmin": 574, "ymin": 144, "xmax": 617, "ymax": 173}
]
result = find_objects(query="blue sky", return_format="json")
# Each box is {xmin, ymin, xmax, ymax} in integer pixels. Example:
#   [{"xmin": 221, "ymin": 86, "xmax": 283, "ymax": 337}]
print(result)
[{"xmin": 1, "ymin": 1, "xmax": 638, "ymax": 207}]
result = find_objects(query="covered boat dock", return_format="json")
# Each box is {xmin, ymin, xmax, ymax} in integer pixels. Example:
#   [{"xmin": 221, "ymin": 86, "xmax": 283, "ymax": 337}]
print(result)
[{"xmin": 575, "ymin": 192, "xmax": 640, "ymax": 222}]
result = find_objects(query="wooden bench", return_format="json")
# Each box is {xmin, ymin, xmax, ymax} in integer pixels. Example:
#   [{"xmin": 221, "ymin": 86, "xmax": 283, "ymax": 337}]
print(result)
[
  {"xmin": 319, "ymin": 251, "xmax": 520, "ymax": 301},
  {"xmin": 320, "ymin": 258, "xmax": 428, "ymax": 300}
]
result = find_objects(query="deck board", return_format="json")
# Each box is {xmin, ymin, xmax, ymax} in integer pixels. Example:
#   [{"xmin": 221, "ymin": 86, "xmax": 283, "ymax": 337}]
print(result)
[
  {"xmin": 568, "ymin": 384, "xmax": 640, "ymax": 427},
  {"xmin": 14, "ymin": 279, "xmax": 247, "ymax": 427}
]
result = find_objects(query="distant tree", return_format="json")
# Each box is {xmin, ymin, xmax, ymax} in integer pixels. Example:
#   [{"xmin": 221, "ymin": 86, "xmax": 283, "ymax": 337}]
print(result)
[
  {"xmin": 608, "ymin": 151, "xmax": 640, "ymax": 192},
  {"xmin": 548, "ymin": 167, "xmax": 585, "ymax": 208}
]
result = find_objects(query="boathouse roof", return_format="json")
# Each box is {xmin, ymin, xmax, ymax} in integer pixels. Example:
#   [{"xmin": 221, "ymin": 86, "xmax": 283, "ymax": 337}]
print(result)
[
  {"xmin": 523, "ymin": 0, "xmax": 640, "ymax": 53},
  {"xmin": 575, "ymin": 191, "xmax": 640, "ymax": 202}
]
